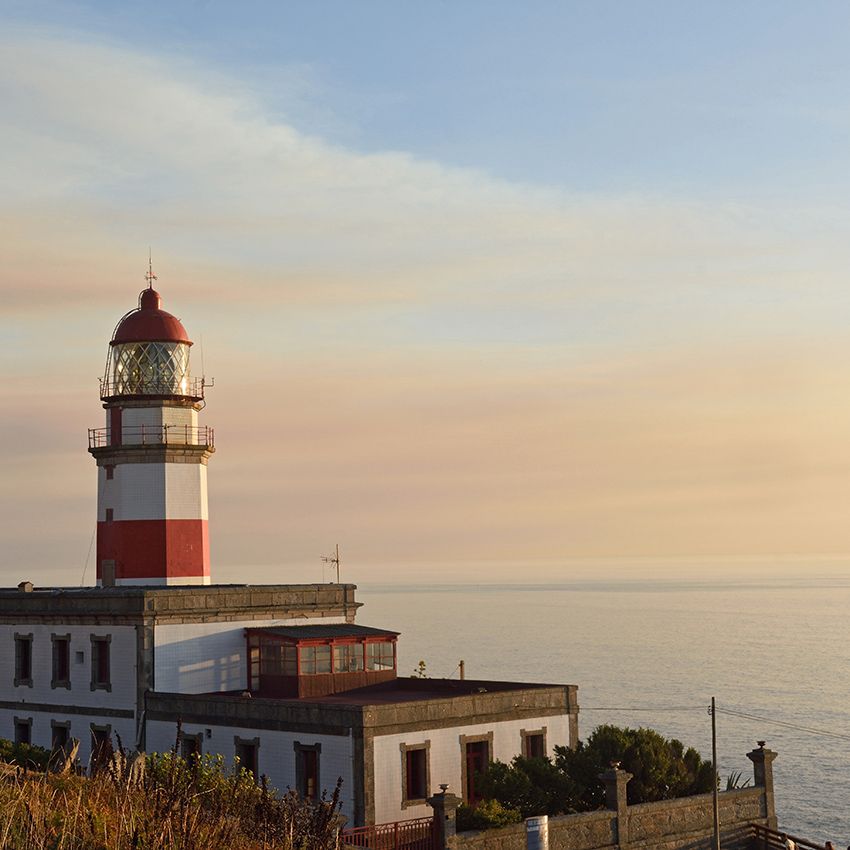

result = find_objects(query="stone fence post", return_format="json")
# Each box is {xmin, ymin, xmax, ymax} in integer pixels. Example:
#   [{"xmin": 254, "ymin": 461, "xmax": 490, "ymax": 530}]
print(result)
[
  {"xmin": 427, "ymin": 788, "xmax": 463, "ymax": 850},
  {"xmin": 599, "ymin": 766, "xmax": 632, "ymax": 848},
  {"xmin": 746, "ymin": 742, "xmax": 778, "ymax": 830}
]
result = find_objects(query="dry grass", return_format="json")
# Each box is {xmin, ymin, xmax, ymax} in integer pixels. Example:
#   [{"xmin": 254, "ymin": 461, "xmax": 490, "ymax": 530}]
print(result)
[{"xmin": 0, "ymin": 740, "xmax": 343, "ymax": 850}]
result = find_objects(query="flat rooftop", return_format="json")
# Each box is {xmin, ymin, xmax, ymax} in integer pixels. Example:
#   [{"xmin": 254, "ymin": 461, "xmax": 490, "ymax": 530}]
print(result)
[
  {"xmin": 248, "ymin": 623, "xmax": 399, "ymax": 640},
  {"xmin": 0, "ymin": 583, "xmax": 360, "ymax": 623}
]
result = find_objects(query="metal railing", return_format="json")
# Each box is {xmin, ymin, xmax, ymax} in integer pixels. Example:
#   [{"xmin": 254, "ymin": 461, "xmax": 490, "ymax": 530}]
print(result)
[
  {"xmin": 88, "ymin": 425, "xmax": 215, "ymax": 450},
  {"xmin": 342, "ymin": 817, "xmax": 435, "ymax": 850},
  {"xmin": 99, "ymin": 377, "xmax": 207, "ymax": 400},
  {"xmin": 751, "ymin": 824, "xmax": 826, "ymax": 850}
]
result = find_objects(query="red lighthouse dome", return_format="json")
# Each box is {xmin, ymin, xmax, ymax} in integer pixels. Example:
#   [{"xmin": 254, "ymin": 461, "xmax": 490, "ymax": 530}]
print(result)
[
  {"xmin": 112, "ymin": 288, "xmax": 192, "ymax": 346},
  {"xmin": 101, "ymin": 284, "xmax": 201, "ymax": 402}
]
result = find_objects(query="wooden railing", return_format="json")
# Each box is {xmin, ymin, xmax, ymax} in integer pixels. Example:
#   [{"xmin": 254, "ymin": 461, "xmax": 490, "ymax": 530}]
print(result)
[
  {"xmin": 751, "ymin": 824, "xmax": 827, "ymax": 850},
  {"xmin": 342, "ymin": 817, "xmax": 435, "ymax": 850}
]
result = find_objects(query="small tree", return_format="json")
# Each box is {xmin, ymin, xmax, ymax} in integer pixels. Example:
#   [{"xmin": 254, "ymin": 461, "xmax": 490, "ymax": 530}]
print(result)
[{"xmin": 554, "ymin": 725, "xmax": 714, "ymax": 807}]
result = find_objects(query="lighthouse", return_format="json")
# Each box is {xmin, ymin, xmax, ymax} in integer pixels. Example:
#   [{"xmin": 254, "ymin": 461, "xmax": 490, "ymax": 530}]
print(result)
[{"xmin": 88, "ymin": 267, "xmax": 214, "ymax": 585}]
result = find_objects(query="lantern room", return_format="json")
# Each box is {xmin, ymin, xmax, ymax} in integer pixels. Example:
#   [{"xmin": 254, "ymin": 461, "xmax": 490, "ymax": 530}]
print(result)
[
  {"xmin": 246, "ymin": 624, "xmax": 399, "ymax": 699},
  {"xmin": 101, "ymin": 287, "xmax": 202, "ymax": 401}
]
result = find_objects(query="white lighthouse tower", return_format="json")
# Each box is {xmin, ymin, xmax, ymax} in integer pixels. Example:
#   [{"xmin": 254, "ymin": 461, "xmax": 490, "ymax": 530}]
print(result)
[{"xmin": 88, "ymin": 266, "xmax": 214, "ymax": 585}]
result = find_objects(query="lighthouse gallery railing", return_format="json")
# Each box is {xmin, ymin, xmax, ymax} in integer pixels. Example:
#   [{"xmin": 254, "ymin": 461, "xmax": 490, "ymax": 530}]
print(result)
[{"xmin": 88, "ymin": 425, "xmax": 215, "ymax": 450}]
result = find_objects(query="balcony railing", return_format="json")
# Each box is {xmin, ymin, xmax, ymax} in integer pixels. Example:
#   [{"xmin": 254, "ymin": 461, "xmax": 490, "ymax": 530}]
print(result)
[
  {"xmin": 88, "ymin": 425, "xmax": 215, "ymax": 450},
  {"xmin": 99, "ymin": 377, "xmax": 207, "ymax": 400}
]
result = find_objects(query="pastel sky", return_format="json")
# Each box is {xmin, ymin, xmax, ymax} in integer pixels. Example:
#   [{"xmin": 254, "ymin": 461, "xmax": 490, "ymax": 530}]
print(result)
[{"xmin": 3, "ymin": 2, "xmax": 850, "ymax": 585}]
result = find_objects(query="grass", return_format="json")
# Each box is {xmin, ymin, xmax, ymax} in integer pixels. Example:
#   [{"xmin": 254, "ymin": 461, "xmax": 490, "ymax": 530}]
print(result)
[{"xmin": 0, "ymin": 734, "xmax": 343, "ymax": 850}]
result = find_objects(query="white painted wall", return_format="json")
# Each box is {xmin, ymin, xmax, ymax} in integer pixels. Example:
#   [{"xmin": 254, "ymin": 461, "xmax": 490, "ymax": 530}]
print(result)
[
  {"xmin": 153, "ymin": 616, "xmax": 347, "ymax": 693},
  {"xmin": 0, "ymin": 708, "xmax": 137, "ymax": 766},
  {"xmin": 372, "ymin": 713, "xmax": 571, "ymax": 824},
  {"xmin": 146, "ymin": 719, "xmax": 356, "ymax": 823},
  {"xmin": 97, "ymin": 464, "xmax": 207, "ymax": 521},
  {"xmin": 0, "ymin": 623, "xmax": 138, "ymax": 710},
  {"xmin": 120, "ymin": 407, "xmax": 197, "ymax": 442}
]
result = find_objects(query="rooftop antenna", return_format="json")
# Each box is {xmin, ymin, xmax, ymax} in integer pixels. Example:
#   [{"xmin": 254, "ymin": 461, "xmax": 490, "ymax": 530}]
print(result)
[
  {"xmin": 145, "ymin": 248, "xmax": 157, "ymax": 289},
  {"xmin": 321, "ymin": 544, "xmax": 340, "ymax": 584}
]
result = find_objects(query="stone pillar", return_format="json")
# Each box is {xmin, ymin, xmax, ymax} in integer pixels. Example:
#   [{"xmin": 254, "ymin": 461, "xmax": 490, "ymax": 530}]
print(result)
[
  {"xmin": 747, "ymin": 742, "xmax": 778, "ymax": 829},
  {"xmin": 599, "ymin": 766, "xmax": 632, "ymax": 848},
  {"xmin": 427, "ymin": 788, "xmax": 463, "ymax": 850}
]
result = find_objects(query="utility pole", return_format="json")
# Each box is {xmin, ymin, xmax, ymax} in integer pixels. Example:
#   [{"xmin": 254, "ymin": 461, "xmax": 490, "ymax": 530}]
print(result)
[
  {"xmin": 711, "ymin": 696, "xmax": 721, "ymax": 850},
  {"xmin": 321, "ymin": 544, "xmax": 340, "ymax": 583},
  {"xmin": 459, "ymin": 660, "xmax": 465, "ymax": 680}
]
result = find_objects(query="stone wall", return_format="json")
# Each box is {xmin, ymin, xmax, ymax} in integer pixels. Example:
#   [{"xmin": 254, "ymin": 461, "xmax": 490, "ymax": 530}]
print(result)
[{"xmin": 431, "ymin": 745, "xmax": 778, "ymax": 850}]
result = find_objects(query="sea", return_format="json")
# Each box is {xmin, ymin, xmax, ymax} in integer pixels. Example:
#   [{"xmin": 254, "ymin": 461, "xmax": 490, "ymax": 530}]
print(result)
[{"xmin": 351, "ymin": 574, "xmax": 850, "ymax": 844}]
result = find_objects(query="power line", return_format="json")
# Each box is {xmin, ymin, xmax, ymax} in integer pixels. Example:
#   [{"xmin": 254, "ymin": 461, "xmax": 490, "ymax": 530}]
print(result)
[
  {"xmin": 583, "ymin": 704, "xmax": 850, "ymax": 743},
  {"xmin": 716, "ymin": 707, "xmax": 850, "ymax": 743}
]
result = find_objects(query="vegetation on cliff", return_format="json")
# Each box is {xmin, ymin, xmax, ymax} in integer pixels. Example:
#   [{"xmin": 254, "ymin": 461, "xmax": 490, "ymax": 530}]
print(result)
[{"xmin": 0, "ymin": 738, "xmax": 342, "ymax": 850}]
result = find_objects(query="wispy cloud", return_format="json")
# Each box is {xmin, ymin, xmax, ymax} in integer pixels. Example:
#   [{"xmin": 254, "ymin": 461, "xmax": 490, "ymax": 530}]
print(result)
[{"xmin": 2, "ymin": 27, "xmax": 850, "ymax": 582}]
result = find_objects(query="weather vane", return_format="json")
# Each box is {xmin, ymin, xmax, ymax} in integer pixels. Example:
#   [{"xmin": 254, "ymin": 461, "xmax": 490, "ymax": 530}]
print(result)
[{"xmin": 145, "ymin": 248, "xmax": 157, "ymax": 289}]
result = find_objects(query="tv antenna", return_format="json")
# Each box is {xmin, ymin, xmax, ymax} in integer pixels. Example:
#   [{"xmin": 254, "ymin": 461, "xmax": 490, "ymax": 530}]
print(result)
[{"xmin": 321, "ymin": 544, "xmax": 340, "ymax": 584}]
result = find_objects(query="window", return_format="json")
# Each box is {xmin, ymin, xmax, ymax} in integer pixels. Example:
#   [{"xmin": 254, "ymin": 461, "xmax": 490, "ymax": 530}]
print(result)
[
  {"xmin": 460, "ymin": 734, "xmax": 493, "ymax": 805},
  {"xmin": 234, "ymin": 736, "xmax": 259, "ymax": 779},
  {"xmin": 401, "ymin": 742, "xmax": 430, "ymax": 806},
  {"xmin": 90, "ymin": 635, "xmax": 111, "ymax": 691},
  {"xmin": 105, "ymin": 465, "xmax": 114, "ymax": 480},
  {"xmin": 294, "ymin": 742, "xmax": 321, "ymax": 801},
  {"xmin": 51, "ymin": 721, "xmax": 71, "ymax": 752},
  {"xmin": 14, "ymin": 633, "xmax": 33, "ymax": 687},
  {"xmin": 366, "ymin": 641, "xmax": 395, "ymax": 671},
  {"xmin": 180, "ymin": 732, "xmax": 202, "ymax": 761},
  {"xmin": 52, "ymin": 634, "xmax": 71, "ymax": 689},
  {"xmin": 90, "ymin": 725, "xmax": 112, "ymax": 771},
  {"xmin": 260, "ymin": 642, "xmax": 297, "ymax": 676},
  {"xmin": 249, "ymin": 638, "xmax": 260, "ymax": 690},
  {"xmin": 14, "ymin": 718, "xmax": 32, "ymax": 746},
  {"xmin": 332, "ymin": 643, "xmax": 363, "ymax": 673},
  {"xmin": 105, "ymin": 508, "xmax": 114, "ymax": 523},
  {"xmin": 300, "ymin": 644, "xmax": 332, "ymax": 675},
  {"xmin": 522, "ymin": 729, "xmax": 546, "ymax": 760}
]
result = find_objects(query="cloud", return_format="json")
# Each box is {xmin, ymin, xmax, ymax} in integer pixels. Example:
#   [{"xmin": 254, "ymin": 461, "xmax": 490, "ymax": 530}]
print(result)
[{"xmin": 3, "ymin": 26, "xmax": 850, "ymax": 583}]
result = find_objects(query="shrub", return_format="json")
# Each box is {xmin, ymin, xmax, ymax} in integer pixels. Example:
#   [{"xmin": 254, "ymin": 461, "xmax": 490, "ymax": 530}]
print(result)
[
  {"xmin": 0, "ymin": 737, "xmax": 52, "ymax": 770},
  {"xmin": 554, "ymin": 725, "xmax": 714, "ymax": 807},
  {"xmin": 476, "ymin": 756, "xmax": 581, "ymax": 817},
  {"xmin": 457, "ymin": 799, "xmax": 522, "ymax": 831}
]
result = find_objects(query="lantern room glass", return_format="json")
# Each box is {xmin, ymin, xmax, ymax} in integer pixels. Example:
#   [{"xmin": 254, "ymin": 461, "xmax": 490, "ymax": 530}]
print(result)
[{"xmin": 104, "ymin": 341, "xmax": 191, "ymax": 397}]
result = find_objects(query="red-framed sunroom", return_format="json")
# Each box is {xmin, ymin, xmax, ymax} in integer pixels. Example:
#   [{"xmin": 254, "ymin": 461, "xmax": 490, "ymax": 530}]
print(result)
[{"xmin": 246, "ymin": 624, "xmax": 399, "ymax": 698}]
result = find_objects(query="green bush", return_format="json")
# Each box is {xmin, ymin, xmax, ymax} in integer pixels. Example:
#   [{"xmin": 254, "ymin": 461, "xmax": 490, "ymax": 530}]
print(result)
[
  {"xmin": 476, "ymin": 756, "xmax": 581, "ymax": 818},
  {"xmin": 554, "ymin": 725, "xmax": 714, "ymax": 807},
  {"xmin": 0, "ymin": 737, "xmax": 52, "ymax": 770},
  {"xmin": 457, "ymin": 799, "xmax": 522, "ymax": 831}
]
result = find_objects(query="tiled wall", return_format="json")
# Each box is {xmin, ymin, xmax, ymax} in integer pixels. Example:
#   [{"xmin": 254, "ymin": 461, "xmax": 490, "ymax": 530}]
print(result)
[
  {"xmin": 146, "ymin": 719, "xmax": 356, "ymax": 823},
  {"xmin": 372, "ymin": 713, "xmax": 571, "ymax": 824},
  {"xmin": 153, "ymin": 616, "xmax": 347, "ymax": 693}
]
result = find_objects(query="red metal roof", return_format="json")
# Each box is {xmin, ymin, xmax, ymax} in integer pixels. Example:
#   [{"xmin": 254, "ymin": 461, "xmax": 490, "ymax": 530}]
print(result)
[{"xmin": 111, "ymin": 288, "xmax": 192, "ymax": 345}]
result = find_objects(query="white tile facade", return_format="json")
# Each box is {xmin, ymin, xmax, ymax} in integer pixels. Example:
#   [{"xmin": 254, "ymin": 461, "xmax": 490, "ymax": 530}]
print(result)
[
  {"xmin": 97, "ymin": 464, "xmax": 207, "ymax": 521},
  {"xmin": 0, "ymin": 623, "xmax": 137, "ymax": 710},
  {"xmin": 146, "ymin": 719, "xmax": 356, "ymax": 823},
  {"xmin": 0, "ymin": 709, "xmax": 138, "ymax": 766},
  {"xmin": 372, "ymin": 714, "xmax": 570, "ymax": 824},
  {"xmin": 153, "ymin": 616, "xmax": 347, "ymax": 693}
]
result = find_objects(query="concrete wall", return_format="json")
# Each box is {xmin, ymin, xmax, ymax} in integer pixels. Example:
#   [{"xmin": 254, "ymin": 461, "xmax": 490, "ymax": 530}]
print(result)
[
  {"xmin": 450, "ymin": 787, "xmax": 767, "ymax": 850},
  {"xmin": 146, "ymin": 718, "xmax": 356, "ymax": 824},
  {"xmin": 153, "ymin": 615, "xmax": 347, "ymax": 693},
  {"xmin": 373, "ymin": 715, "xmax": 570, "ymax": 825}
]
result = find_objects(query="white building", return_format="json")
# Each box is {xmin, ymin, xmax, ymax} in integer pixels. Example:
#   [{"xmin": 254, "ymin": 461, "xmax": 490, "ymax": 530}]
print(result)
[{"xmin": 0, "ymin": 278, "xmax": 580, "ymax": 826}]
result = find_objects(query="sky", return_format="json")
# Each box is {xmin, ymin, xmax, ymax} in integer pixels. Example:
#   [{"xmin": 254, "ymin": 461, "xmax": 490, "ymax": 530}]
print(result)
[{"xmin": 3, "ymin": 2, "xmax": 850, "ymax": 585}]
